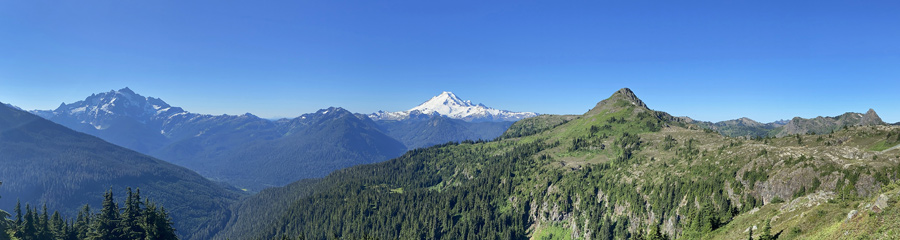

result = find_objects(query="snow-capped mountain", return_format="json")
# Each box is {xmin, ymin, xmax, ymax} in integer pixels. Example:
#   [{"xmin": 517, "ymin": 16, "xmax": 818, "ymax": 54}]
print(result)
[
  {"xmin": 32, "ymin": 87, "xmax": 187, "ymax": 130},
  {"xmin": 369, "ymin": 91, "xmax": 538, "ymax": 122}
]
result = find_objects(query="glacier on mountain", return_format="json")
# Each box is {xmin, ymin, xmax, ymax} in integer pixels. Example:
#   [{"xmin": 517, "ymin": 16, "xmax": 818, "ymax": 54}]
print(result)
[{"xmin": 369, "ymin": 91, "xmax": 537, "ymax": 122}]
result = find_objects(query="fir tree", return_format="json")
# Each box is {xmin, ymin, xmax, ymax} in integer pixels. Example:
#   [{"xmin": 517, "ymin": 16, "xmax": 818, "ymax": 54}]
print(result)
[
  {"xmin": 22, "ymin": 205, "xmax": 37, "ymax": 240},
  {"xmin": 142, "ymin": 202, "xmax": 177, "ymax": 240},
  {"xmin": 74, "ymin": 204, "xmax": 92, "ymax": 240},
  {"xmin": 758, "ymin": 220, "xmax": 774, "ymax": 240},
  {"xmin": 38, "ymin": 204, "xmax": 52, "ymax": 240},
  {"xmin": 119, "ymin": 188, "xmax": 145, "ymax": 240},
  {"xmin": 14, "ymin": 200, "xmax": 22, "ymax": 226},
  {"xmin": 91, "ymin": 189, "xmax": 122, "ymax": 240}
]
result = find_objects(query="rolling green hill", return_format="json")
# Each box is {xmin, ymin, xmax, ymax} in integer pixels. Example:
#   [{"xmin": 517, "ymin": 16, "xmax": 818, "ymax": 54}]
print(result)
[{"xmin": 214, "ymin": 88, "xmax": 900, "ymax": 240}]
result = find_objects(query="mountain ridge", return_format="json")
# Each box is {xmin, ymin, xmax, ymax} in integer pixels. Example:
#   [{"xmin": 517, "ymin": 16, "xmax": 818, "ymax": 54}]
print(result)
[{"xmin": 688, "ymin": 109, "xmax": 886, "ymax": 138}]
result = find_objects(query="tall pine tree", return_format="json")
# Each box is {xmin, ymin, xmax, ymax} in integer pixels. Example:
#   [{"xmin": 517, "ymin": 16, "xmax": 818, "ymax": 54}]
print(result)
[
  {"xmin": 119, "ymin": 188, "xmax": 145, "ymax": 240},
  {"xmin": 91, "ymin": 189, "xmax": 122, "ymax": 240}
]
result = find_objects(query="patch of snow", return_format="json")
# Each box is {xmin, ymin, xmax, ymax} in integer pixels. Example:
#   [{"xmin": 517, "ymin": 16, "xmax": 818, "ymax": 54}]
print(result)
[{"xmin": 70, "ymin": 106, "xmax": 87, "ymax": 114}]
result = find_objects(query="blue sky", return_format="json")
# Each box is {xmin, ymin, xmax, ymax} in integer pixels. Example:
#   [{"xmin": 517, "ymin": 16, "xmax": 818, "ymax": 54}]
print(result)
[{"xmin": 1, "ymin": 1, "xmax": 898, "ymax": 122}]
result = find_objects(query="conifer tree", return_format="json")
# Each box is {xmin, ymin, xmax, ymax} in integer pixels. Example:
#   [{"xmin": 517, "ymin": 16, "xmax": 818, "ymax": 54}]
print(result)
[
  {"xmin": 74, "ymin": 205, "xmax": 92, "ymax": 240},
  {"xmin": 0, "ymin": 182, "xmax": 10, "ymax": 240},
  {"xmin": 12, "ymin": 200, "xmax": 22, "ymax": 240},
  {"xmin": 13, "ymin": 200, "xmax": 22, "ymax": 226},
  {"xmin": 50, "ymin": 211, "xmax": 66, "ymax": 240},
  {"xmin": 119, "ymin": 188, "xmax": 145, "ymax": 240},
  {"xmin": 91, "ymin": 189, "xmax": 122, "ymax": 240},
  {"xmin": 142, "ymin": 202, "xmax": 177, "ymax": 240},
  {"xmin": 648, "ymin": 224, "xmax": 666, "ymax": 240},
  {"xmin": 38, "ymin": 204, "xmax": 52, "ymax": 240},
  {"xmin": 758, "ymin": 220, "xmax": 774, "ymax": 240},
  {"xmin": 22, "ymin": 205, "xmax": 37, "ymax": 240}
]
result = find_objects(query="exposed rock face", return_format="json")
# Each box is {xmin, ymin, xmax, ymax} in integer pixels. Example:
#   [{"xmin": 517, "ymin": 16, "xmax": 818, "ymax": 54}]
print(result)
[
  {"xmin": 873, "ymin": 194, "xmax": 889, "ymax": 212},
  {"xmin": 586, "ymin": 88, "xmax": 648, "ymax": 116},
  {"xmin": 860, "ymin": 109, "xmax": 884, "ymax": 126}
]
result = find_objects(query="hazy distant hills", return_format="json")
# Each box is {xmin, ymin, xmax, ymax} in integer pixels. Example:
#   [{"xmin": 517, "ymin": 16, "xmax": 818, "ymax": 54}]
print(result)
[
  {"xmin": 687, "ymin": 108, "xmax": 885, "ymax": 137},
  {"xmin": 0, "ymin": 102, "xmax": 239, "ymax": 240},
  {"xmin": 30, "ymin": 88, "xmax": 530, "ymax": 191}
]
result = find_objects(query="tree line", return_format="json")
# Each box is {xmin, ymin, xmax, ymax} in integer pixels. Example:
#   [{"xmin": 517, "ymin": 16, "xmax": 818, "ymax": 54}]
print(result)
[{"xmin": 1, "ymin": 185, "xmax": 177, "ymax": 240}]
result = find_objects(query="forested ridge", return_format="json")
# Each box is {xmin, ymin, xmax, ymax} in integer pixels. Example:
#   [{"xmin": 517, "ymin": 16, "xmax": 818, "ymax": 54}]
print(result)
[
  {"xmin": 0, "ymin": 102, "xmax": 239, "ymax": 240},
  {"xmin": 216, "ymin": 88, "xmax": 900, "ymax": 240}
]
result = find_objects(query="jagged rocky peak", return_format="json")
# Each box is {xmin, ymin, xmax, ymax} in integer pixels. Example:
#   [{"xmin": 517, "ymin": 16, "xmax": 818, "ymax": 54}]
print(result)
[
  {"xmin": 586, "ymin": 88, "xmax": 649, "ymax": 115},
  {"xmin": 30, "ymin": 87, "xmax": 189, "ymax": 131},
  {"xmin": 861, "ymin": 108, "xmax": 884, "ymax": 125},
  {"xmin": 52, "ymin": 87, "xmax": 173, "ymax": 114}
]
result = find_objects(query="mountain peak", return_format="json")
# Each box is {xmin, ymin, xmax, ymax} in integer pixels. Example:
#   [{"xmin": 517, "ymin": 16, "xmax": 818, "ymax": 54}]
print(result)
[
  {"xmin": 416, "ymin": 91, "xmax": 475, "ymax": 110},
  {"xmin": 586, "ymin": 88, "xmax": 648, "ymax": 115},
  {"xmin": 861, "ymin": 108, "xmax": 884, "ymax": 125},
  {"xmin": 118, "ymin": 87, "xmax": 135, "ymax": 95},
  {"xmin": 34, "ymin": 88, "xmax": 181, "ymax": 130},
  {"xmin": 370, "ymin": 91, "xmax": 537, "ymax": 122},
  {"xmin": 612, "ymin": 88, "xmax": 647, "ymax": 108}
]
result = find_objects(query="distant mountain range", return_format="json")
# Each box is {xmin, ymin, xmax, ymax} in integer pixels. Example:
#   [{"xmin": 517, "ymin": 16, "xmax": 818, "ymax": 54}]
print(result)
[
  {"xmin": 28, "ymin": 88, "xmax": 532, "ymax": 191},
  {"xmin": 685, "ymin": 108, "xmax": 885, "ymax": 137},
  {"xmin": 369, "ymin": 91, "xmax": 538, "ymax": 122},
  {"xmin": 0, "ymin": 102, "xmax": 239, "ymax": 240}
]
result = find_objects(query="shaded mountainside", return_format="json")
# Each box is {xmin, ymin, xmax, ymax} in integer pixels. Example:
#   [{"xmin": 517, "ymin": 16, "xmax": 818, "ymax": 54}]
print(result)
[
  {"xmin": 375, "ymin": 113, "xmax": 514, "ymax": 150},
  {"xmin": 214, "ymin": 88, "xmax": 900, "ymax": 240},
  {"xmin": 216, "ymin": 108, "xmax": 407, "ymax": 190},
  {"xmin": 690, "ymin": 109, "xmax": 885, "ymax": 138},
  {"xmin": 0, "ymin": 102, "xmax": 240, "ymax": 240},
  {"xmin": 33, "ymin": 88, "xmax": 514, "ymax": 191}
]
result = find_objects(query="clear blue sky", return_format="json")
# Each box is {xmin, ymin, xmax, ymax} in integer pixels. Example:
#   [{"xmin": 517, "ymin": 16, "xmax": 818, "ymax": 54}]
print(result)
[{"xmin": 1, "ymin": 1, "xmax": 898, "ymax": 122}]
